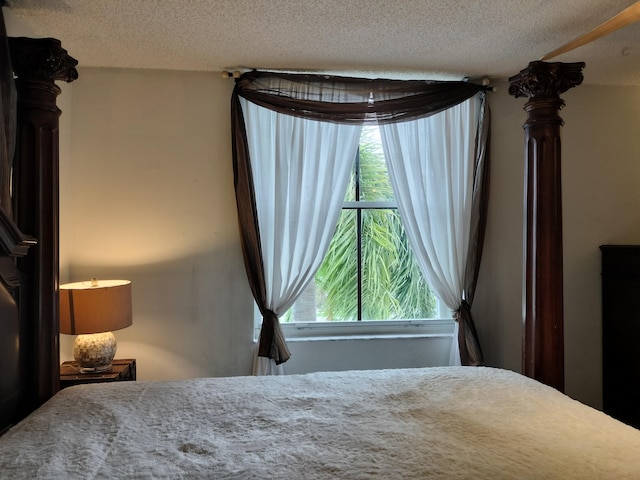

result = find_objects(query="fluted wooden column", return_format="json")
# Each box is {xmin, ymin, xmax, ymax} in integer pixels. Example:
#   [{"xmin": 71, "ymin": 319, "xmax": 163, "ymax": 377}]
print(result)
[
  {"xmin": 508, "ymin": 61, "xmax": 584, "ymax": 392},
  {"xmin": 8, "ymin": 37, "xmax": 77, "ymax": 414}
]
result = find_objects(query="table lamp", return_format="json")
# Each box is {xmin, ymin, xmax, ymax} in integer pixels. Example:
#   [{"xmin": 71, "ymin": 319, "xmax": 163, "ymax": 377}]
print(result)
[{"xmin": 59, "ymin": 278, "xmax": 132, "ymax": 373}]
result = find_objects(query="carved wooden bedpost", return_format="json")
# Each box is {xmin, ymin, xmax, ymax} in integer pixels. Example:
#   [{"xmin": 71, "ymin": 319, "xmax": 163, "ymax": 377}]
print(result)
[
  {"xmin": 8, "ymin": 37, "xmax": 77, "ymax": 413},
  {"xmin": 508, "ymin": 61, "xmax": 584, "ymax": 392}
]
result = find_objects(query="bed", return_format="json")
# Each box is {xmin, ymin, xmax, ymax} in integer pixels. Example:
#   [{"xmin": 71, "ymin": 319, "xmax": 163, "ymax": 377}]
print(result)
[
  {"xmin": 3, "ymin": 11, "xmax": 640, "ymax": 479},
  {"xmin": 3, "ymin": 366, "xmax": 640, "ymax": 479}
]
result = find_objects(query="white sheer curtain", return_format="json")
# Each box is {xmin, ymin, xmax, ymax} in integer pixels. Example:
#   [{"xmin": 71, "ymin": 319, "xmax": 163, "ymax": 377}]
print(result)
[
  {"xmin": 379, "ymin": 95, "xmax": 481, "ymax": 366},
  {"xmin": 240, "ymin": 97, "xmax": 362, "ymax": 375}
]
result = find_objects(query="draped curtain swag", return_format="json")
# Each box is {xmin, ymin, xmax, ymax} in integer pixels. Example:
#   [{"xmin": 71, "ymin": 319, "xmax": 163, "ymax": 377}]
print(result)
[{"xmin": 231, "ymin": 70, "xmax": 490, "ymax": 370}]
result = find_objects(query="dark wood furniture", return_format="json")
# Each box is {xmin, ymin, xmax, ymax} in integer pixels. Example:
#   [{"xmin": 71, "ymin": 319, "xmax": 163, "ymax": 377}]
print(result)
[
  {"xmin": 9, "ymin": 36, "xmax": 78, "ymax": 413},
  {"xmin": 60, "ymin": 359, "xmax": 136, "ymax": 389},
  {"xmin": 601, "ymin": 245, "xmax": 640, "ymax": 428},
  {"xmin": 509, "ymin": 61, "xmax": 584, "ymax": 392},
  {"xmin": 0, "ymin": 19, "xmax": 78, "ymax": 435}
]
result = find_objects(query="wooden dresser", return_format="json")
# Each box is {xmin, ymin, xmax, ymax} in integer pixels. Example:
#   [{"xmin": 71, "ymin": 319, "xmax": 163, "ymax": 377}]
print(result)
[{"xmin": 600, "ymin": 245, "xmax": 640, "ymax": 428}]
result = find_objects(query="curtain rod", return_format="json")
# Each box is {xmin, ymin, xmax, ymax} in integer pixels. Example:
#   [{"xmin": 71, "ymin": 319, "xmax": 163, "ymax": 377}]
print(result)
[{"xmin": 221, "ymin": 68, "xmax": 496, "ymax": 91}]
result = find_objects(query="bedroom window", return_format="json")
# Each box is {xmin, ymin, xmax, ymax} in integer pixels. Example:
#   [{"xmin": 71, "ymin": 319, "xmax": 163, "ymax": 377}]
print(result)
[
  {"xmin": 283, "ymin": 125, "xmax": 445, "ymax": 327},
  {"xmin": 235, "ymin": 72, "xmax": 488, "ymax": 366}
]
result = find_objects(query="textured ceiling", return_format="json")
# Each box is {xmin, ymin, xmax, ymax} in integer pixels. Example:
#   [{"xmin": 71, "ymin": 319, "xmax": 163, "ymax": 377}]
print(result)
[{"xmin": 4, "ymin": 0, "xmax": 640, "ymax": 86}]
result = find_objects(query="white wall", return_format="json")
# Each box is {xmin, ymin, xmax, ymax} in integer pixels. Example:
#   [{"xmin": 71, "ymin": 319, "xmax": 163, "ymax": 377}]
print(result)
[
  {"xmin": 59, "ymin": 81, "xmax": 73, "ymax": 282},
  {"xmin": 56, "ymin": 68, "xmax": 462, "ymax": 381},
  {"xmin": 48, "ymin": 67, "xmax": 640, "ymax": 409},
  {"xmin": 284, "ymin": 335, "xmax": 453, "ymax": 375},
  {"xmin": 59, "ymin": 68, "xmax": 255, "ymax": 379},
  {"xmin": 560, "ymin": 84, "xmax": 640, "ymax": 406}
]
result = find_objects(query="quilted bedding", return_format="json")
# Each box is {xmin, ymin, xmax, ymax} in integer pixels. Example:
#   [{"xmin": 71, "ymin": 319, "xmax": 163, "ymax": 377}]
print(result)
[{"xmin": 1, "ymin": 366, "xmax": 640, "ymax": 479}]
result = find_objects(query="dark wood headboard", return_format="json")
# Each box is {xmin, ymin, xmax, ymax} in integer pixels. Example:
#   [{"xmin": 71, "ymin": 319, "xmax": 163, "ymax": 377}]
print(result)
[{"xmin": 0, "ymin": 7, "xmax": 77, "ymax": 433}]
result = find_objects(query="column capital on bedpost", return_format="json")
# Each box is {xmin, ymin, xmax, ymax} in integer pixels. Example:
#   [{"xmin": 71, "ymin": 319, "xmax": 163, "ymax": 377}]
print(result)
[
  {"xmin": 8, "ymin": 37, "xmax": 78, "ymax": 84},
  {"xmin": 508, "ymin": 61, "xmax": 584, "ymax": 100},
  {"xmin": 508, "ymin": 61, "xmax": 584, "ymax": 393}
]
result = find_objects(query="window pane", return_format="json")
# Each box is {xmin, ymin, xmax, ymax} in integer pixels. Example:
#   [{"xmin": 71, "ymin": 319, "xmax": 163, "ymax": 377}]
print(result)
[
  {"xmin": 343, "ymin": 126, "xmax": 394, "ymax": 203},
  {"xmin": 358, "ymin": 126, "xmax": 394, "ymax": 202},
  {"xmin": 286, "ymin": 124, "xmax": 438, "ymax": 324},
  {"xmin": 287, "ymin": 208, "xmax": 437, "ymax": 322},
  {"xmin": 361, "ymin": 209, "xmax": 436, "ymax": 320},
  {"xmin": 315, "ymin": 209, "xmax": 358, "ymax": 321}
]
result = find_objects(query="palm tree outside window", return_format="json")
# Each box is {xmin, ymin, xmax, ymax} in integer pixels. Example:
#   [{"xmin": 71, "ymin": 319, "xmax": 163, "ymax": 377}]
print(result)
[{"xmin": 289, "ymin": 125, "xmax": 439, "ymax": 323}]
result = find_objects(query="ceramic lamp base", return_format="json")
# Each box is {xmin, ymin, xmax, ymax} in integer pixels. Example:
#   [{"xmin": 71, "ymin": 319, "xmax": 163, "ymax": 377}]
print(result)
[{"xmin": 73, "ymin": 331, "xmax": 117, "ymax": 373}]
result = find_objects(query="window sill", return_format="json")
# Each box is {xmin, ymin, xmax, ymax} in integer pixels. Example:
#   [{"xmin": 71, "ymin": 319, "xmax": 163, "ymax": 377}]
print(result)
[
  {"xmin": 262, "ymin": 318, "xmax": 455, "ymax": 341},
  {"xmin": 286, "ymin": 333, "xmax": 452, "ymax": 342}
]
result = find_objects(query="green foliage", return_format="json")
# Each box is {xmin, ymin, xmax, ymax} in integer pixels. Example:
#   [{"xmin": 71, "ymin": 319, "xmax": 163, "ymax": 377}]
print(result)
[{"xmin": 313, "ymin": 127, "xmax": 437, "ymax": 321}]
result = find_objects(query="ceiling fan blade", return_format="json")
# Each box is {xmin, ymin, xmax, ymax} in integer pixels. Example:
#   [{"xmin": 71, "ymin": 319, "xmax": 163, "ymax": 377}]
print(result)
[{"xmin": 541, "ymin": 1, "xmax": 640, "ymax": 60}]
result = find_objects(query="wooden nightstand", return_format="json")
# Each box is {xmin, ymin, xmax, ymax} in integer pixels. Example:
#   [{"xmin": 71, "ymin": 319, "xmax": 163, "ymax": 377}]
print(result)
[{"xmin": 60, "ymin": 358, "xmax": 136, "ymax": 389}]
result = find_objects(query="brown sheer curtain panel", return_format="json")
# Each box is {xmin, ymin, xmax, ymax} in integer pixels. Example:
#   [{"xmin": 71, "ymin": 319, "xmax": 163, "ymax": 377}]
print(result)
[
  {"xmin": 455, "ymin": 100, "xmax": 491, "ymax": 366},
  {"xmin": 231, "ymin": 70, "xmax": 488, "ymax": 366}
]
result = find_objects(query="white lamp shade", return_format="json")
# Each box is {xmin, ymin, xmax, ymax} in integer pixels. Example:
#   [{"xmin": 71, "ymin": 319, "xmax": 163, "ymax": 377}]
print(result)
[{"xmin": 59, "ymin": 279, "xmax": 132, "ymax": 335}]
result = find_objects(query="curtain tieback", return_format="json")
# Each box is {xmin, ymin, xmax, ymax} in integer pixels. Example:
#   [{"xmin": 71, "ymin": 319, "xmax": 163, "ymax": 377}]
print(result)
[
  {"xmin": 263, "ymin": 309, "xmax": 278, "ymax": 328},
  {"xmin": 454, "ymin": 300, "xmax": 471, "ymax": 322},
  {"xmin": 257, "ymin": 310, "xmax": 278, "ymax": 359}
]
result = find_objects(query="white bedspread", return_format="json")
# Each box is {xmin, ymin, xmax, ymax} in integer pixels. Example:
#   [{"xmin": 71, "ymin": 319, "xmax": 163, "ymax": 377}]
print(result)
[{"xmin": 1, "ymin": 366, "xmax": 640, "ymax": 479}]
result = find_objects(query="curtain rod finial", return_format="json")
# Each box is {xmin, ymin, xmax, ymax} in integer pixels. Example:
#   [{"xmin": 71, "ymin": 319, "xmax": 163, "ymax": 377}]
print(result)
[
  {"xmin": 480, "ymin": 77, "xmax": 497, "ymax": 92},
  {"xmin": 221, "ymin": 70, "xmax": 242, "ymax": 79}
]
